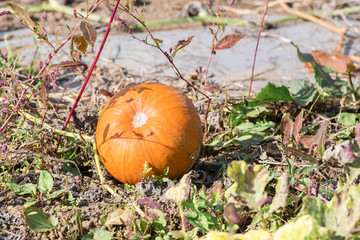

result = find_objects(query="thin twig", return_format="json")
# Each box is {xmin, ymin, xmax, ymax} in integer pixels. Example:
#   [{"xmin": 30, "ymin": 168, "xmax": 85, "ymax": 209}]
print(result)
[
  {"xmin": 248, "ymin": 0, "xmax": 269, "ymax": 99},
  {"xmin": 56, "ymin": 0, "xmax": 119, "ymax": 150}
]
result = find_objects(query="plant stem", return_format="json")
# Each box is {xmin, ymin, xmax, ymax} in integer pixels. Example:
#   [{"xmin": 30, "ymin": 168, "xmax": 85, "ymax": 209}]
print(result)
[
  {"xmin": 347, "ymin": 70, "xmax": 358, "ymax": 101},
  {"xmin": 0, "ymin": 1, "xmax": 104, "ymax": 134},
  {"xmin": 248, "ymin": 0, "xmax": 269, "ymax": 100},
  {"xmin": 56, "ymin": 0, "xmax": 119, "ymax": 149}
]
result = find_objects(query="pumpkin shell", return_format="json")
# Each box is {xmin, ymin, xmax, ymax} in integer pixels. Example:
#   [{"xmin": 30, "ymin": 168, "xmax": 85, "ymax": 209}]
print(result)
[{"xmin": 95, "ymin": 82, "xmax": 202, "ymax": 185}]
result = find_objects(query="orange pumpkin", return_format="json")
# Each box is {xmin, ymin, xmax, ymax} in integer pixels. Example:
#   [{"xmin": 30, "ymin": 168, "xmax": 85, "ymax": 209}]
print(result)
[{"xmin": 95, "ymin": 82, "xmax": 203, "ymax": 185}]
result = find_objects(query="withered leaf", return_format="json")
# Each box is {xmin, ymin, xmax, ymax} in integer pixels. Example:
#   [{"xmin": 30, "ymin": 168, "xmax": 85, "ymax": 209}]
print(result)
[
  {"xmin": 165, "ymin": 171, "xmax": 193, "ymax": 203},
  {"xmin": 292, "ymin": 109, "xmax": 304, "ymax": 139},
  {"xmin": 153, "ymin": 38, "xmax": 163, "ymax": 47},
  {"xmin": 80, "ymin": 20, "xmax": 97, "ymax": 52},
  {"xmin": 283, "ymin": 145, "xmax": 316, "ymax": 163},
  {"xmin": 298, "ymin": 135, "xmax": 315, "ymax": 149},
  {"xmin": 99, "ymin": 89, "xmax": 113, "ymax": 99},
  {"xmin": 50, "ymin": 61, "xmax": 87, "ymax": 71},
  {"xmin": 214, "ymin": 34, "xmax": 244, "ymax": 51},
  {"xmin": 203, "ymin": 85, "xmax": 223, "ymax": 92},
  {"xmin": 38, "ymin": 84, "xmax": 48, "ymax": 108},
  {"xmin": 311, "ymin": 50, "xmax": 355, "ymax": 74},
  {"xmin": 72, "ymin": 35, "xmax": 88, "ymax": 54},
  {"xmin": 7, "ymin": 3, "xmax": 53, "ymax": 51},
  {"xmin": 171, "ymin": 36, "xmax": 194, "ymax": 58},
  {"xmin": 280, "ymin": 114, "xmax": 293, "ymax": 144},
  {"xmin": 314, "ymin": 122, "xmax": 328, "ymax": 156},
  {"xmin": 7, "ymin": 3, "xmax": 36, "ymax": 29}
]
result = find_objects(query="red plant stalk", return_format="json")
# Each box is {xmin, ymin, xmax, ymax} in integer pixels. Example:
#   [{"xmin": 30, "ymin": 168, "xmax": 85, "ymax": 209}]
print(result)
[
  {"xmin": 248, "ymin": 0, "xmax": 269, "ymax": 100},
  {"xmin": 204, "ymin": 8, "xmax": 220, "ymax": 87},
  {"xmin": 0, "ymin": 0, "xmax": 105, "ymax": 134},
  {"xmin": 56, "ymin": 0, "xmax": 121, "ymax": 149}
]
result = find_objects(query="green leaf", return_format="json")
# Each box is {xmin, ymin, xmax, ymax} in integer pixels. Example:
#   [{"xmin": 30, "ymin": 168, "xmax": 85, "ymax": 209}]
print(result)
[
  {"xmin": 274, "ymin": 215, "xmax": 330, "ymax": 240},
  {"xmin": 234, "ymin": 121, "xmax": 275, "ymax": 133},
  {"xmin": 313, "ymin": 65, "xmax": 349, "ymax": 98},
  {"xmin": 228, "ymin": 100, "xmax": 265, "ymax": 127},
  {"xmin": 338, "ymin": 112, "xmax": 358, "ymax": 126},
  {"xmin": 7, "ymin": 182, "xmax": 36, "ymax": 195},
  {"xmin": 269, "ymin": 173, "xmax": 288, "ymax": 213},
  {"xmin": 150, "ymin": 209, "xmax": 167, "ymax": 231},
  {"xmin": 227, "ymin": 161, "xmax": 269, "ymax": 210},
  {"xmin": 286, "ymin": 79, "xmax": 318, "ymax": 106},
  {"xmin": 44, "ymin": 189, "xmax": 65, "ymax": 199},
  {"xmin": 84, "ymin": 229, "xmax": 114, "ymax": 240},
  {"xmin": 23, "ymin": 200, "xmax": 37, "ymax": 208},
  {"xmin": 256, "ymin": 83, "xmax": 294, "ymax": 102},
  {"xmin": 25, "ymin": 207, "xmax": 58, "ymax": 232},
  {"xmin": 297, "ymin": 166, "xmax": 316, "ymax": 176},
  {"xmin": 291, "ymin": 42, "xmax": 350, "ymax": 98},
  {"xmin": 234, "ymin": 133, "xmax": 264, "ymax": 148},
  {"xmin": 345, "ymin": 156, "xmax": 360, "ymax": 183},
  {"xmin": 205, "ymin": 230, "xmax": 272, "ymax": 240},
  {"xmin": 302, "ymin": 184, "xmax": 360, "ymax": 237},
  {"xmin": 38, "ymin": 171, "xmax": 53, "ymax": 194}
]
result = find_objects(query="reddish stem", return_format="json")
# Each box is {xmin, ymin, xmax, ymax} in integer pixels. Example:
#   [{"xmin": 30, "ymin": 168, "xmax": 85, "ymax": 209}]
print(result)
[
  {"xmin": 248, "ymin": 0, "xmax": 269, "ymax": 100},
  {"xmin": 56, "ymin": 0, "xmax": 121, "ymax": 149},
  {"xmin": 0, "ymin": 0, "xmax": 104, "ymax": 134}
]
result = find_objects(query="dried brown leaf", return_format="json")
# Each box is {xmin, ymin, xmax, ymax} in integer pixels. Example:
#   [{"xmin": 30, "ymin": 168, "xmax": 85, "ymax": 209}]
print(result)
[
  {"xmin": 80, "ymin": 21, "xmax": 97, "ymax": 52},
  {"xmin": 171, "ymin": 36, "xmax": 194, "ymax": 57},
  {"xmin": 164, "ymin": 171, "xmax": 193, "ymax": 203},
  {"xmin": 7, "ymin": 3, "xmax": 36, "ymax": 29},
  {"xmin": 214, "ymin": 34, "xmax": 244, "ymax": 51},
  {"xmin": 99, "ymin": 89, "xmax": 113, "ymax": 99},
  {"xmin": 298, "ymin": 135, "xmax": 315, "ymax": 149},
  {"xmin": 203, "ymin": 85, "xmax": 223, "ymax": 92},
  {"xmin": 312, "ymin": 50, "xmax": 355, "ymax": 73},
  {"xmin": 153, "ymin": 38, "xmax": 163, "ymax": 46},
  {"xmin": 314, "ymin": 122, "xmax": 328, "ymax": 156},
  {"xmin": 38, "ymin": 84, "xmax": 48, "ymax": 108},
  {"xmin": 73, "ymin": 35, "xmax": 88, "ymax": 54},
  {"xmin": 50, "ymin": 61, "xmax": 87, "ymax": 71},
  {"xmin": 7, "ymin": 3, "xmax": 53, "ymax": 50},
  {"xmin": 292, "ymin": 110, "xmax": 304, "ymax": 139},
  {"xmin": 283, "ymin": 146, "xmax": 316, "ymax": 163},
  {"xmin": 280, "ymin": 115, "xmax": 293, "ymax": 144}
]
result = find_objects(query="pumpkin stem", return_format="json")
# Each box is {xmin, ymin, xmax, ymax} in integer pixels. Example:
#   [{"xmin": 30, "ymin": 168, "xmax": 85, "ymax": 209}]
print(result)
[{"xmin": 132, "ymin": 112, "xmax": 148, "ymax": 128}]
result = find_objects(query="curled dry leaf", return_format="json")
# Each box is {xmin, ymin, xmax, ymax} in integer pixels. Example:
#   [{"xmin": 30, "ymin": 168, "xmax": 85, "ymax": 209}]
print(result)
[
  {"xmin": 7, "ymin": 3, "xmax": 36, "ymax": 29},
  {"xmin": 171, "ymin": 36, "xmax": 194, "ymax": 58},
  {"xmin": 164, "ymin": 171, "xmax": 194, "ymax": 203},
  {"xmin": 214, "ymin": 34, "xmax": 244, "ymax": 51},
  {"xmin": 280, "ymin": 114, "xmax": 293, "ymax": 144},
  {"xmin": 50, "ymin": 61, "xmax": 87, "ymax": 71},
  {"xmin": 314, "ymin": 122, "xmax": 328, "ymax": 156},
  {"xmin": 292, "ymin": 110, "xmax": 304, "ymax": 139},
  {"xmin": 80, "ymin": 20, "xmax": 97, "ymax": 52},
  {"xmin": 99, "ymin": 89, "xmax": 113, "ymax": 99},
  {"xmin": 72, "ymin": 35, "xmax": 88, "ymax": 54},
  {"xmin": 7, "ymin": 3, "xmax": 54, "ymax": 51},
  {"xmin": 202, "ymin": 85, "xmax": 223, "ymax": 92},
  {"xmin": 306, "ymin": 50, "xmax": 355, "ymax": 73}
]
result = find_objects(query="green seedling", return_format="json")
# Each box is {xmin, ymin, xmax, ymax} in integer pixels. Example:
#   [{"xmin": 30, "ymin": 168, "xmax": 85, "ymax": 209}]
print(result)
[{"xmin": 7, "ymin": 170, "xmax": 65, "ymax": 208}]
